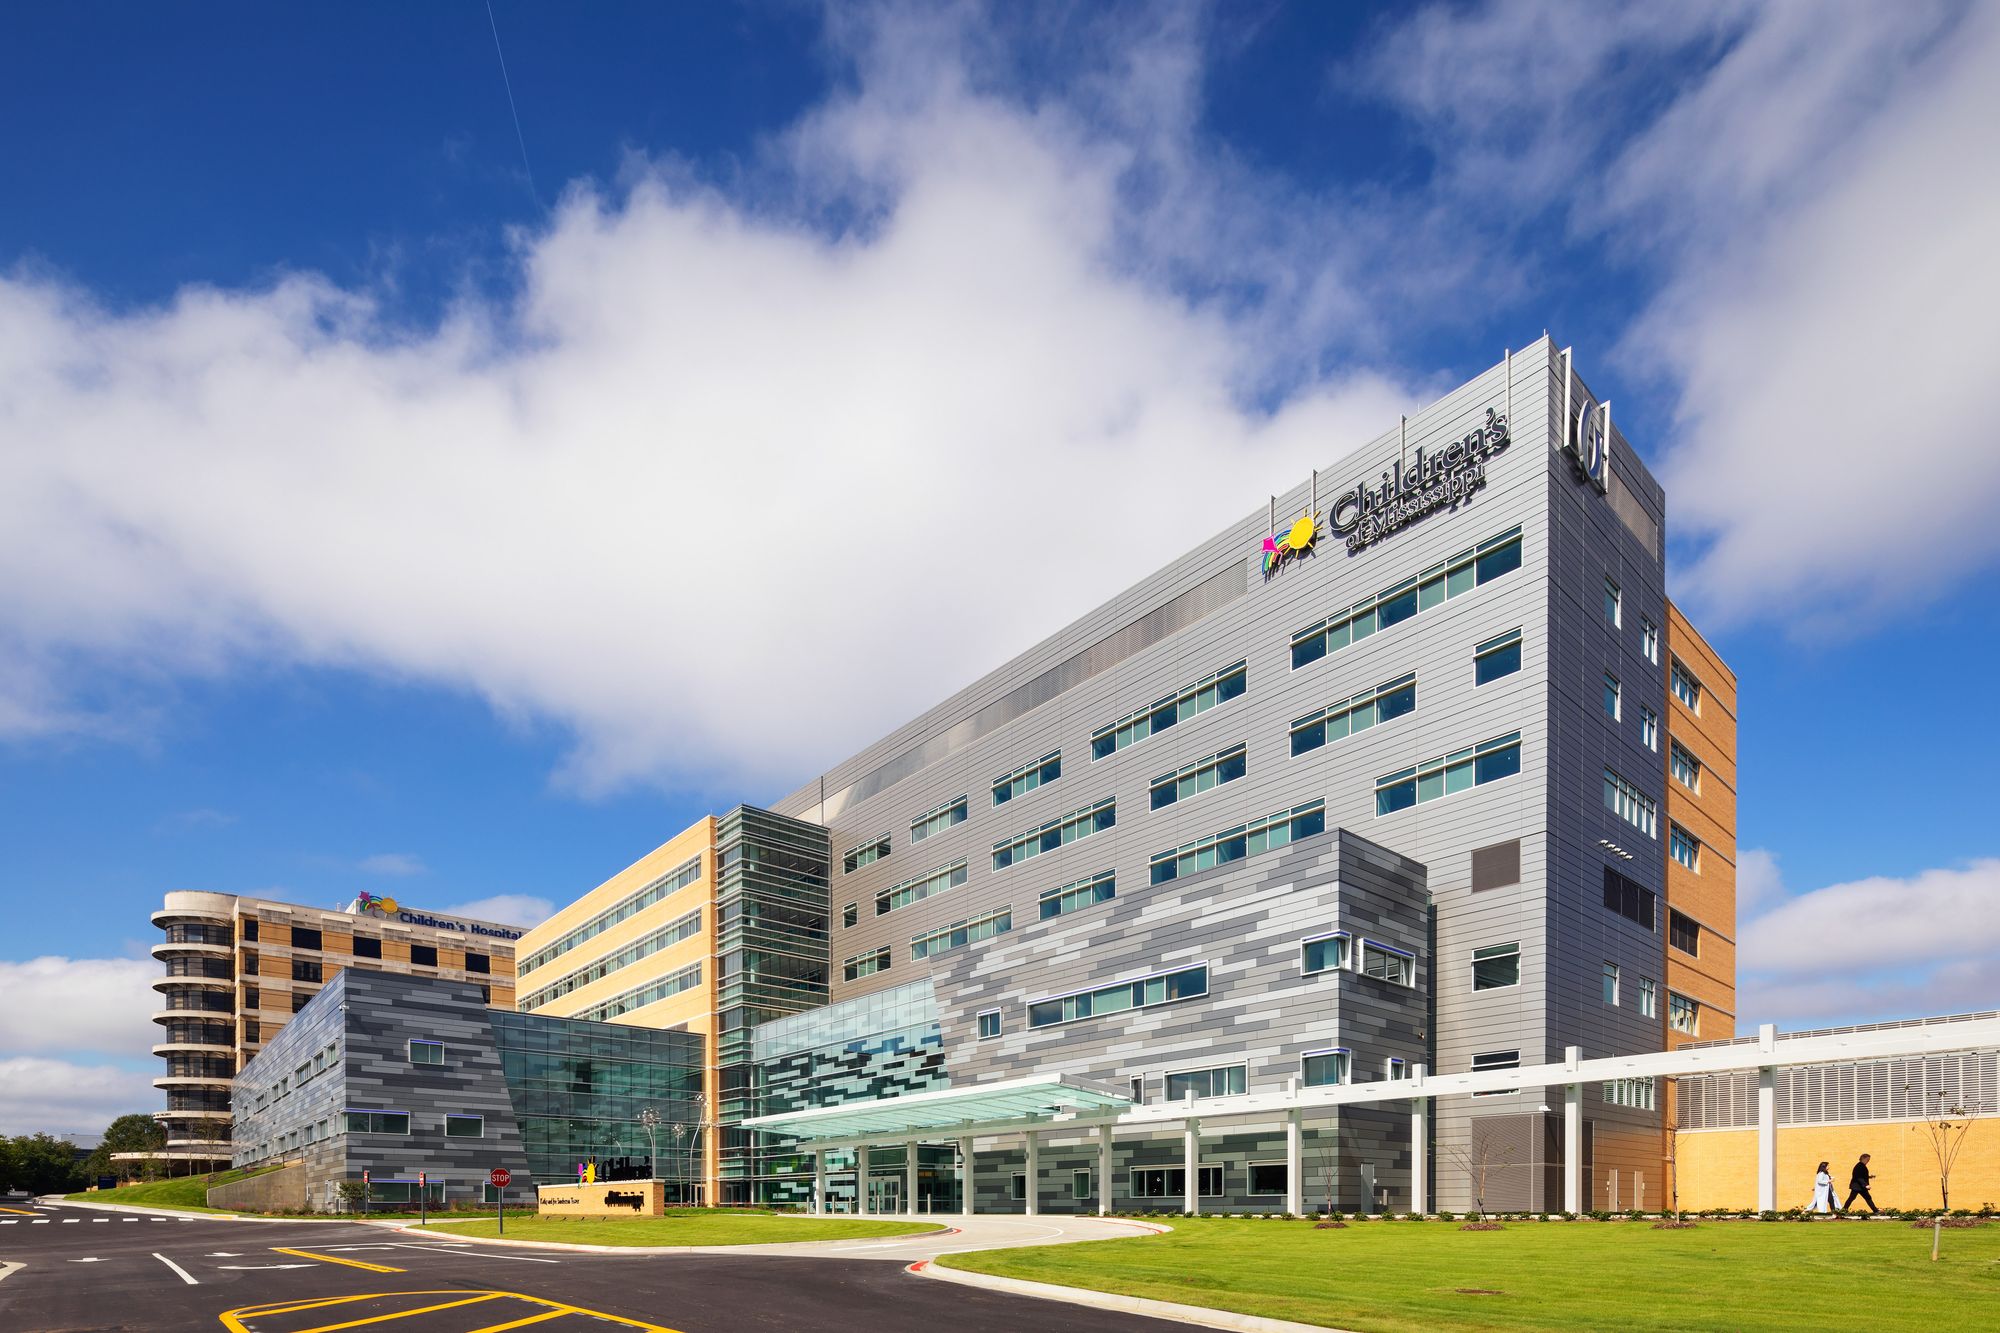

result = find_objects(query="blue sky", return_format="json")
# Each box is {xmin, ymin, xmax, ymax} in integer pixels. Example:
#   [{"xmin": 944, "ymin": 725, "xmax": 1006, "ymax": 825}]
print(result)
[{"xmin": 3, "ymin": 1, "xmax": 1998, "ymax": 1135}]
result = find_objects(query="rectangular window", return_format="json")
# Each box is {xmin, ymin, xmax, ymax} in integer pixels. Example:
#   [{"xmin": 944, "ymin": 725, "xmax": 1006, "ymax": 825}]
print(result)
[
  {"xmin": 1639, "ymin": 976, "xmax": 1658, "ymax": 1018},
  {"xmin": 1027, "ymin": 964, "xmax": 1208, "ymax": 1029},
  {"xmin": 291, "ymin": 959, "xmax": 321, "ymax": 983},
  {"xmin": 1289, "ymin": 674, "xmax": 1417, "ymax": 757},
  {"xmin": 409, "ymin": 1039, "xmax": 444, "ymax": 1066},
  {"xmin": 1603, "ymin": 768, "xmax": 1658, "ymax": 837},
  {"xmin": 1604, "ymin": 577, "xmax": 1622, "ymax": 627},
  {"xmin": 1602, "ymin": 961, "xmax": 1621, "ymax": 1006},
  {"xmin": 1375, "ymin": 731, "xmax": 1522, "ymax": 815},
  {"xmin": 245, "ymin": 1019, "xmax": 259, "ymax": 1043},
  {"xmin": 1603, "ymin": 1077, "xmax": 1657, "ymax": 1110},
  {"xmin": 242, "ymin": 917, "xmax": 259, "ymax": 943},
  {"xmin": 343, "ymin": 1109, "xmax": 410, "ymax": 1134},
  {"xmin": 1669, "ymin": 992, "xmax": 1700, "ymax": 1034},
  {"xmin": 1473, "ymin": 629, "xmax": 1522, "ymax": 685},
  {"xmin": 977, "ymin": 1009, "xmax": 1002, "ymax": 1040},
  {"xmin": 444, "ymin": 1114, "xmax": 484, "ymax": 1138},
  {"xmin": 521, "ymin": 855, "xmax": 702, "ymax": 973},
  {"xmin": 410, "ymin": 944, "xmax": 438, "ymax": 967},
  {"xmin": 350, "ymin": 935, "xmax": 381, "ymax": 960},
  {"xmin": 1130, "ymin": 1167, "xmax": 1223, "ymax": 1199},
  {"xmin": 1149, "ymin": 742, "xmax": 1248, "ymax": 809},
  {"xmin": 1670, "ymin": 824, "xmax": 1701, "ymax": 871},
  {"xmin": 291, "ymin": 991, "xmax": 313, "ymax": 1013},
  {"xmin": 242, "ymin": 984, "xmax": 260, "ymax": 1011},
  {"xmin": 573, "ymin": 961, "xmax": 703, "ymax": 1022},
  {"xmin": 1164, "ymin": 1064, "xmax": 1247, "ymax": 1100},
  {"xmin": 1301, "ymin": 1048, "xmax": 1351, "ymax": 1088},
  {"xmin": 910, "ymin": 796, "xmax": 968, "ymax": 843},
  {"xmin": 1639, "ymin": 706, "xmax": 1658, "ymax": 752},
  {"xmin": 517, "ymin": 907, "xmax": 704, "ymax": 1011},
  {"xmin": 992, "ymin": 750, "xmax": 1062, "ymax": 805},
  {"xmin": 1472, "ymin": 942, "xmax": 1520, "ymax": 991},
  {"xmin": 1670, "ymin": 909, "xmax": 1701, "ymax": 957},
  {"xmin": 1602, "ymin": 672, "xmax": 1621, "ymax": 722},
  {"xmin": 1641, "ymin": 616, "xmax": 1660, "ymax": 664},
  {"xmin": 1038, "ymin": 870, "xmax": 1115, "ymax": 921},
  {"xmin": 1670, "ymin": 742, "xmax": 1702, "ymax": 792},
  {"xmin": 1602, "ymin": 867, "xmax": 1658, "ymax": 930},
  {"xmin": 290, "ymin": 926, "xmax": 322, "ymax": 951},
  {"xmin": 878, "ymin": 859, "xmax": 970, "ymax": 915},
  {"xmin": 1073, "ymin": 1170, "xmax": 1092, "ymax": 1201},
  {"xmin": 1360, "ymin": 940, "xmax": 1416, "ymax": 986},
  {"xmin": 910, "ymin": 908, "xmax": 1012, "ymax": 960},
  {"xmin": 1149, "ymin": 800, "xmax": 1325, "ymax": 884},
  {"xmin": 1091, "ymin": 659, "xmax": 1247, "ymax": 760},
  {"xmin": 1300, "ymin": 932, "xmax": 1349, "ymax": 975},
  {"xmin": 1290, "ymin": 526, "xmax": 1522, "ymax": 669},
  {"xmin": 1471, "ymin": 1051, "xmax": 1520, "ymax": 1097},
  {"xmin": 842, "ymin": 947, "xmax": 892, "ymax": 982},
  {"xmin": 1672, "ymin": 660, "xmax": 1703, "ymax": 712},
  {"xmin": 1386, "ymin": 1057, "xmax": 1408, "ymax": 1081},
  {"xmin": 465, "ymin": 951, "xmax": 490, "ymax": 975},
  {"xmin": 842, "ymin": 902, "xmax": 858, "ymax": 929},
  {"xmin": 993, "ymin": 799, "xmax": 1115, "ymax": 871},
  {"xmin": 843, "ymin": 834, "xmax": 891, "ymax": 874},
  {"xmin": 1249, "ymin": 1162, "xmax": 1288, "ymax": 1196}
]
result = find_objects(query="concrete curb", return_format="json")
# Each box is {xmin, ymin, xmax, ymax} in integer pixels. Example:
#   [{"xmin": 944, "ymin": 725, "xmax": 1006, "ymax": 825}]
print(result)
[
  {"xmin": 912, "ymin": 1260, "xmax": 1354, "ymax": 1333},
  {"xmin": 387, "ymin": 1219, "xmax": 957, "ymax": 1255}
]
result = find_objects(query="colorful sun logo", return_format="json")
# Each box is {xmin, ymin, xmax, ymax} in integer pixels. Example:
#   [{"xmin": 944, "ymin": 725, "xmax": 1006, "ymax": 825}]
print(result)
[
  {"xmin": 354, "ymin": 890, "xmax": 401, "ymax": 917},
  {"xmin": 1261, "ymin": 510, "xmax": 1321, "ymax": 576}
]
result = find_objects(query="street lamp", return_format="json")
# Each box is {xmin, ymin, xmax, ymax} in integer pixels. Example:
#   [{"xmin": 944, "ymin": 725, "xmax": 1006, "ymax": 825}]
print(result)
[{"xmin": 637, "ymin": 1108, "xmax": 661, "ymax": 1181}]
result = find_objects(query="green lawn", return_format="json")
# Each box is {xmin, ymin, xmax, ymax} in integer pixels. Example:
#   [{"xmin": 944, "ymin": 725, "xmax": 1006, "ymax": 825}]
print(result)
[
  {"xmin": 938, "ymin": 1218, "xmax": 2000, "ymax": 1332},
  {"xmin": 417, "ymin": 1208, "xmax": 942, "ymax": 1246},
  {"xmin": 63, "ymin": 1165, "xmax": 283, "ymax": 1215}
]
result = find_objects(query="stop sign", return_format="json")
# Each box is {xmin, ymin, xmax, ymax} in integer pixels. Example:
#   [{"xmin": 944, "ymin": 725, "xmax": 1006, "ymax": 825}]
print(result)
[{"xmin": 489, "ymin": 1168, "xmax": 512, "ymax": 1188}]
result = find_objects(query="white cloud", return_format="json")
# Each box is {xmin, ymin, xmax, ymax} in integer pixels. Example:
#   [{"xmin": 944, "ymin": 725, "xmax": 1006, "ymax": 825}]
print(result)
[
  {"xmin": 439, "ymin": 894, "xmax": 554, "ymax": 928},
  {"xmin": 0, "ymin": 956, "xmax": 159, "ymax": 1060},
  {"xmin": 0, "ymin": 1058, "xmax": 160, "ymax": 1139},
  {"xmin": 357, "ymin": 852, "xmax": 426, "ymax": 877},
  {"xmin": 1736, "ymin": 847, "xmax": 1784, "ymax": 917}
]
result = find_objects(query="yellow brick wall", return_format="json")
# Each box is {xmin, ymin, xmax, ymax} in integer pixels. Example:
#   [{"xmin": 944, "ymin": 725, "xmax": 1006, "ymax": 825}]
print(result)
[{"xmin": 1675, "ymin": 1116, "xmax": 2000, "ymax": 1211}]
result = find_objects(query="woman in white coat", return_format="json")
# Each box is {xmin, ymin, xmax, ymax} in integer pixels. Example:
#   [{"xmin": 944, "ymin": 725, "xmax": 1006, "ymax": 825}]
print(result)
[{"xmin": 1810, "ymin": 1161, "xmax": 1839, "ymax": 1215}]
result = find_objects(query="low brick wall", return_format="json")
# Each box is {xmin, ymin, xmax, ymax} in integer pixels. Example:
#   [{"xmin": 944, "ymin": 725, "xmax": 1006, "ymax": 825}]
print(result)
[{"xmin": 207, "ymin": 1161, "xmax": 306, "ymax": 1213}]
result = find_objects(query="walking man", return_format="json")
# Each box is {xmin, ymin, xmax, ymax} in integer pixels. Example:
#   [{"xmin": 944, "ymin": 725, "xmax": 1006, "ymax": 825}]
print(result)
[{"xmin": 1842, "ymin": 1153, "xmax": 1878, "ymax": 1215}]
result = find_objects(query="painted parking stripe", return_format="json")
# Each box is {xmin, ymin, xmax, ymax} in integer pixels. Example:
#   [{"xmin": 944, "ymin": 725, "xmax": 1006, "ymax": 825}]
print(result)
[
  {"xmin": 218, "ymin": 1290, "xmax": 681, "ymax": 1333},
  {"xmin": 270, "ymin": 1246, "xmax": 405, "ymax": 1272},
  {"xmin": 153, "ymin": 1252, "xmax": 199, "ymax": 1285},
  {"xmin": 0, "ymin": 1206, "xmax": 38, "ymax": 1215},
  {"xmin": 295, "ymin": 1292, "xmax": 502, "ymax": 1331},
  {"xmin": 462, "ymin": 1311, "xmax": 569, "ymax": 1332}
]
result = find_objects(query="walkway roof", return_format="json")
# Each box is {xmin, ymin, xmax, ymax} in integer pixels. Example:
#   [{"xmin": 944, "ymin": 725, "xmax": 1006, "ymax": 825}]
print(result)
[{"xmin": 740, "ymin": 1074, "xmax": 1130, "ymax": 1142}]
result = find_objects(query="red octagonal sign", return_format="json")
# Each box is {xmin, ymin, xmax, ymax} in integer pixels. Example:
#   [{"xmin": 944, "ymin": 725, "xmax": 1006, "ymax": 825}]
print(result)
[{"xmin": 489, "ymin": 1168, "xmax": 512, "ymax": 1188}]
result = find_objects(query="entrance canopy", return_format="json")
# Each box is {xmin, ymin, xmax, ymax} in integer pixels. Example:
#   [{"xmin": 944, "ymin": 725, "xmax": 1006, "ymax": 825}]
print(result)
[{"xmin": 741, "ymin": 1074, "xmax": 1130, "ymax": 1143}]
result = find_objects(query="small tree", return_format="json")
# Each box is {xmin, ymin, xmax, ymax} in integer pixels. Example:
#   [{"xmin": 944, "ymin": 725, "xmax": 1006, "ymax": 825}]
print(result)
[
  {"xmin": 84, "ymin": 1113, "xmax": 167, "ymax": 1183},
  {"xmin": 1913, "ymin": 1087, "xmax": 1981, "ymax": 1211},
  {"xmin": 1441, "ymin": 1138, "xmax": 1515, "ymax": 1221},
  {"xmin": 334, "ymin": 1180, "xmax": 368, "ymax": 1214}
]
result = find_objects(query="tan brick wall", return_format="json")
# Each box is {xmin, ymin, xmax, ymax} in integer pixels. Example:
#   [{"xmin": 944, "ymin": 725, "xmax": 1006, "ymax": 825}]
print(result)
[
  {"xmin": 1676, "ymin": 1116, "xmax": 2000, "ymax": 1212},
  {"xmin": 1664, "ymin": 603, "xmax": 1737, "ymax": 1048}
]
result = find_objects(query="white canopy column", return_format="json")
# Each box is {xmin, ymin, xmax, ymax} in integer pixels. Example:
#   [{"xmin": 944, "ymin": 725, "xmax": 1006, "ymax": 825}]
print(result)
[
  {"xmin": 1095, "ymin": 1123, "xmax": 1113, "ymax": 1217},
  {"xmin": 959, "ymin": 1136, "xmax": 975, "ymax": 1217},
  {"xmin": 1409, "ymin": 1063, "xmax": 1429, "ymax": 1216},
  {"xmin": 1023, "ymin": 1129, "xmax": 1039, "ymax": 1215},
  {"xmin": 1183, "ymin": 1118, "xmax": 1201, "ymax": 1215},
  {"xmin": 1285, "ymin": 1107, "xmax": 1304, "ymax": 1217},
  {"xmin": 813, "ymin": 1149, "xmax": 827, "ymax": 1216}
]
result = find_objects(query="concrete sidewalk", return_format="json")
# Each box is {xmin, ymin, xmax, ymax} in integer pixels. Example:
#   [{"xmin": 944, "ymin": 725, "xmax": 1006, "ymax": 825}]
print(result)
[{"xmin": 399, "ymin": 1211, "xmax": 1162, "ymax": 1259}]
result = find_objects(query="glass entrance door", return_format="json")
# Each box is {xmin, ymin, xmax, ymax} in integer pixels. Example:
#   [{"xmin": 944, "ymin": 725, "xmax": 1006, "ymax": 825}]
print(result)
[{"xmin": 871, "ymin": 1177, "xmax": 901, "ymax": 1214}]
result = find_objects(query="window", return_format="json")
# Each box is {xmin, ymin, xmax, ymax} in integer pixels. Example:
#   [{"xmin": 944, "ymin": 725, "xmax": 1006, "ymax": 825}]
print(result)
[
  {"xmin": 350, "ymin": 935, "xmax": 382, "ymax": 960},
  {"xmin": 1604, "ymin": 1077, "xmax": 1656, "ymax": 1110},
  {"xmin": 1670, "ymin": 824, "xmax": 1701, "ymax": 871},
  {"xmin": 1387, "ymin": 1057, "xmax": 1408, "ymax": 1081},
  {"xmin": 977, "ymin": 1009, "xmax": 1002, "ymax": 1040},
  {"xmin": 1150, "ymin": 742, "xmax": 1247, "ymax": 809},
  {"xmin": 1375, "ymin": 731, "xmax": 1522, "ymax": 815},
  {"xmin": 1360, "ymin": 940, "xmax": 1416, "ymax": 986},
  {"xmin": 1073, "ymin": 1170, "xmax": 1092, "ymax": 1201},
  {"xmin": 878, "ymin": 859, "xmax": 969, "ymax": 915},
  {"xmin": 1289, "ymin": 526, "xmax": 1522, "ymax": 669},
  {"xmin": 1471, "ymin": 1050, "xmax": 1520, "ymax": 1096},
  {"xmin": 242, "ymin": 918, "xmax": 259, "ymax": 943},
  {"xmin": 244, "ymin": 1019, "xmax": 259, "ymax": 1043},
  {"xmin": 521, "ymin": 855, "xmax": 701, "ymax": 972},
  {"xmin": 1604, "ymin": 577, "xmax": 1622, "ymax": 627},
  {"xmin": 992, "ymin": 750, "xmax": 1062, "ymax": 805},
  {"xmin": 910, "ymin": 908, "xmax": 1012, "ymax": 960},
  {"xmin": 1164, "ymin": 1064, "xmax": 1246, "ymax": 1100},
  {"xmin": 444, "ymin": 1114, "xmax": 484, "ymax": 1138},
  {"xmin": 1670, "ymin": 910, "xmax": 1701, "ymax": 957},
  {"xmin": 1672, "ymin": 659, "xmax": 1703, "ymax": 712},
  {"xmin": 843, "ymin": 947, "xmax": 892, "ymax": 982},
  {"xmin": 1639, "ymin": 976, "xmax": 1657, "ymax": 1018},
  {"xmin": 1301, "ymin": 1048, "xmax": 1351, "ymax": 1087},
  {"xmin": 1602, "ymin": 867, "xmax": 1658, "ymax": 930},
  {"xmin": 1669, "ymin": 992, "xmax": 1700, "ymax": 1034},
  {"xmin": 842, "ymin": 902, "xmax": 858, "ymax": 928},
  {"xmin": 1472, "ymin": 942, "xmax": 1520, "ymax": 991},
  {"xmin": 843, "ymin": 834, "xmax": 891, "ymax": 874},
  {"xmin": 992, "ymin": 799, "xmax": 1114, "ymax": 871},
  {"xmin": 1639, "ymin": 706, "xmax": 1658, "ymax": 752},
  {"xmin": 1150, "ymin": 801, "xmax": 1324, "ymax": 884},
  {"xmin": 1640, "ymin": 616, "xmax": 1659, "ymax": 664},
  {"xmin": 1602, "ymin": 672, "xmax": 1621, "ymax": 722},
  {"xmin": 1289, "ymin": 674, "xmax": 1417, "ymax": 756},
  {"xmin": 573, "ymin": 961, "xmax": 702, "ymax": 1022},
  {"xmin": 410, "ymin": 944, "xmax": 438, "ymax": 967},
  {"xmin": 1602, "ymin": 961, "xmax": 1621, "ymax": 1006},
  {"xmin": 1603, "ymin": 768, "xmax": 1658, "ymax": 836},
  {"xmin": 244, "ymin": 985, "xmax": 259, "ymax": 1011},
  {"xmin": 1249, "ymin": 1162, "xmax": 1288, "ymax": 1196},
  {"xmin": 1670, "ymin": 742, "xmax": 1702, "ymax": 791},
  {"xmin": 1473, "ymin": 629, "xmax": 1522, "ymax": 685},
  {"xmin": 465, "ymin": 951, "xmax": 490, "ymax": 975},
  {"xmin": 911, "ymin": 796, "xmax": 968, "ymax": 843},
  {"xmin": 1027, "ymin": 964, "xmax": 1207, "ymax": 1029},
  {"xmin": 291, "ymin": 991, "xmax": 313, "ymax": 1013},
  {"xmin": 1130, "ymin": 1166, "xmax": 1223, "ymax": 1198},
  {"xmin": 290, "ymin": 926, "xmax": 322, "ymax": 951},
  {"xmin": 344, "ymin": 1109, "xmax": 410, "ymax": 1134},
  {"xmin": 1011, "ymin": 1174, "xmax": 1027, "ymax": 1201},
  {"xmin": 1470, "ymin": 840, "xmax": 1521, "ymax": 892},
  {"xmin": 409, "ymin": 1039, "xmax": 444, "ymax": 1066},
  {"xmin": 1092, "ymin": 659, "xmax": 1246, "ymax": 759},
  {"xmin": 1300, "ymin": 932, "xmax": 1350, "ymax": 975},
  {"xmin": 517, "ymin": 908, "xmax": 704, "ymax": 1010},
  {"xmin": 1039, "ymin": 870, "xmax": 1115, "ymax": 921},
  {"xmin": 292, "ymin": 959, "xmax": 321, "ymax": 983}
]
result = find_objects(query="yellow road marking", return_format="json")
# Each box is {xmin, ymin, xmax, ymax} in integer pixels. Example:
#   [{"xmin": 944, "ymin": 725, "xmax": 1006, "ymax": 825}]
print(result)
[
  {"xmin": 461, "ymin": 1311, "xmax": 570, "ymax": 1333},
  {"xmin": 0, "ymin": 1206, "xmax": 40, "ymax": 1215},
  {"xmin": 291, "ymin": 1293, "xmax": 503, "ymax": 1333},
  {"xmin": 270, "ymin": 1246, "xmax": 406, "ymax": 1272},
  {"xmin": 222, "ymin": 1293, "xmax": 370, "ymax": 1320}
]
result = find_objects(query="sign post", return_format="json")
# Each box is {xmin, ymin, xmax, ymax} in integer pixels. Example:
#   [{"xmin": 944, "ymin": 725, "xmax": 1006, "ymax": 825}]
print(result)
[
  {"xmin": 362, "ymin": 1168, "xmax": 370, "ymax": 1218},
  {"xmin": 418, "ymin": 1171, "xmax": 427, "ymax": 1228},
  {"xmin": 490, "ymin": 1167, "xmax": 512, "ymax": 1235}
]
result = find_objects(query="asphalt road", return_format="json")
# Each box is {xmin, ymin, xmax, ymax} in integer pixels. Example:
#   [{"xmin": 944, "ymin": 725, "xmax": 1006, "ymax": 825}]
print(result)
[{"xmin": 0, "ymin": 1202, "xmax": 1184, "ymax": 1333}]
